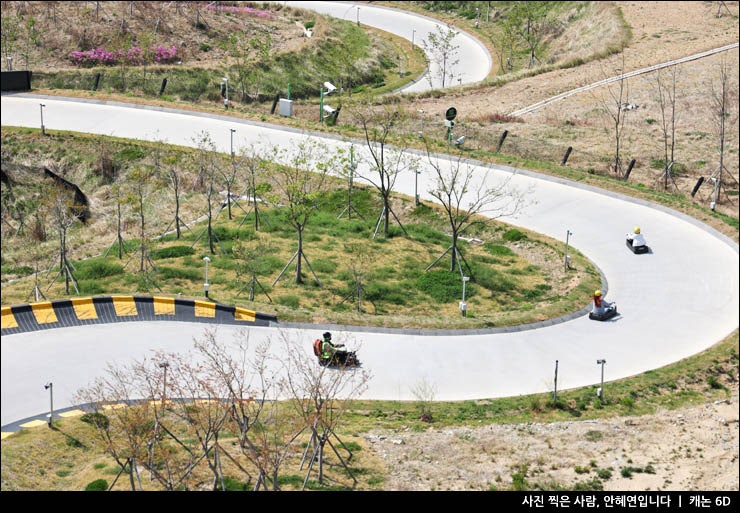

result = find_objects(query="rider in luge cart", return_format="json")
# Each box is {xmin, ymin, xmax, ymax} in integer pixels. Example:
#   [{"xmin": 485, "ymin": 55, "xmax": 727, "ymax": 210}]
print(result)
[
  {"xmin": 626, "ymin": 226, "xmax": 649, "ymax": 254},
  {"xmin": 589, "ymin": 289, "xmax": 617, "ymax": 321}
]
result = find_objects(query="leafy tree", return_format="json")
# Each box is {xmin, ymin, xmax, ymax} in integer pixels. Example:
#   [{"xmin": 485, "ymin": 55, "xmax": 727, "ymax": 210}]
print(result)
[
  {"xmin": 267, "ymin": 139, "xmax": 338, "ymax": 286},
  {"xmin": 422, "ymin": 23, "xmax": 460, "ymax": 88},
  {"xmin": 353, "ymin": 103, "xmax": 413, "ymax": 239}
]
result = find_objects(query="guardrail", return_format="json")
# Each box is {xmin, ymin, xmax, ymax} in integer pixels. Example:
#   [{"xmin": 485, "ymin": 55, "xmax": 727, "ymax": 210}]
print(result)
[{"xmin": 1, "ymin": 295, "xmax": 277, "ymax": 335}]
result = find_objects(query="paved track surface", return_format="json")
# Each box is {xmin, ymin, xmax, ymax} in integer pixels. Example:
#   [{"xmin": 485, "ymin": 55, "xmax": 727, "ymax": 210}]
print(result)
[{"xmin": 1, "ymin": 3, "xmax": 737, "ymax": 429}]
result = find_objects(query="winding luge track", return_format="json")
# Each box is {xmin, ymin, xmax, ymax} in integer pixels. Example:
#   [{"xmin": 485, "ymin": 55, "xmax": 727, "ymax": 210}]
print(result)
[{"xmin": 1, "ymin": 2, "xmax": 737, "ymax": 430}]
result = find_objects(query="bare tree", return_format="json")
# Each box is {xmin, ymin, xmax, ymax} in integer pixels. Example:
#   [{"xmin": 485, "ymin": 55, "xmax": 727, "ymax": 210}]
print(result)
[
  {"xmin": 341, "ymin": 241, "xmax": 375, "ymax": 314},
  {"xmin": 424, "ymin": 146, "xmax": 530, "ymax": 274},
  {"xmin": 125, "ymin": 166, "xmax": 163, "ymax": 277},
  {"xmin": 277, "ymin": 329, "xmax": 371, "ymax": 488},
  {"xmin": 653, "ymin": 65, "xmax": 682, "ymax": 192},
  {"xmin": 218, "ymin": 154, "xmax": 239, "ymax": 221},
  {"xmin": 267, "ymin": 139, "xmax": 338, "ymax": 286},
  {"xmin": 105, "ymin": 182, "xmax": 131, "ymax": 258},
  {"xmin": 598, "ymin": 51, "xmax": 631, "ymax": 178},
  {"xmin": 236, "ymin": 144, "xmax": 269, "ymax": 232},
  {"xmin": 43, "ymin": 180, "xmax": 80, "ymax": 295},
  {"xmin": 707, "ymin": 54, "xmax": 739, "ymax": 208},
  {"xmin": 190, "ymin": 327, "xmax": 303, "ymax": 491},
  {"xmin": 74, "ymin": 362, "xmax": 159, "ymax": 491},
  {"xmin": 190, "ymin": 131, "xmax": 220, "ymax": 254},
  {"xmin": 353, "ymin": 104, "xmax": 412, "ymax": 239},
  {"xmin": 422, "ymin": 23, "xmax": 460, "ymax": 89}
]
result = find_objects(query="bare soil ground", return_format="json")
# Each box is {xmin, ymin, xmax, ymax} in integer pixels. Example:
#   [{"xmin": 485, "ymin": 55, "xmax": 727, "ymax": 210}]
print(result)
[{"xmin": 367, "ymin": 386, "xmax": 738, "ymax": 492}]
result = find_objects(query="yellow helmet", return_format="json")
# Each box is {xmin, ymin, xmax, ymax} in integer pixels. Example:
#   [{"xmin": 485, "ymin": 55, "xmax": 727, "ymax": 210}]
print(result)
[
  {"xmin": 594, "ymin": 290, "xmax": 601, "ymax": 297},
  {"xmin": 634, "ymin": 226, "xmax": 641, "ymax": 234}
]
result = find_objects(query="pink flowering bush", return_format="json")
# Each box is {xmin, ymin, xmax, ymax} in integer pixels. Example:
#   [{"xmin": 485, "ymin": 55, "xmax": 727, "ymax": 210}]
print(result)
[
  {"xmin": 204, "ymin": 4, "xmax": 272, "ymax": 18},
  {"xmin": 70, "ymin": 48, "xmax": 118, "ymax": 66},
  {"xmin": 70, "ymin": 45, "xmax": 178, "ymax": 66},
  {"xmin": 153, "ymin": 45, "xmax": 178, "ymax": 63}
]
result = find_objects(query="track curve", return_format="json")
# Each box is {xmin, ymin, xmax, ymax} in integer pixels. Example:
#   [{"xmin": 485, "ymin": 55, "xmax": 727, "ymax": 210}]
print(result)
[
  {"xmin": 1, "ymin": 5, "xmax": 737, "ymax": 430},
  {"xmin": 1, "ymin": 94, "xmax": 737, "ymax": 429}
]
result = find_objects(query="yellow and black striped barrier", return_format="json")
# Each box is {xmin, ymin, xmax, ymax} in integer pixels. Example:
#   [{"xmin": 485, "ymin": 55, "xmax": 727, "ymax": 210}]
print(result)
[{"xmin": 1, "ymin": 295, "xmax": 277, "ymax": 336}]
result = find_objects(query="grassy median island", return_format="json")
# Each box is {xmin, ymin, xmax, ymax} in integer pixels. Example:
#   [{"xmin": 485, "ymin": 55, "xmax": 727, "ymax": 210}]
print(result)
[{"xmin": 0, "ymin": 127, "xmax": 599, "ymax": 329}]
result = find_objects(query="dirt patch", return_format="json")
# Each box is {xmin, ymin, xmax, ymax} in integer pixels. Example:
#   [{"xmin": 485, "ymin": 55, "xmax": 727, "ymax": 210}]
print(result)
[{"xmin": 365, "ymin": 384, "xmax": 739, "ymax": 491}]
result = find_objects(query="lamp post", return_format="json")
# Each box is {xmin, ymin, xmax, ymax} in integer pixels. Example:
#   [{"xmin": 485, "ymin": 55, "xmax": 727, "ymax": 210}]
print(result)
[
  {"xmin": 564, "ymin": 230, "xmax": 573, "ymax": 271},
  {"xmin": 460, "ymin": 276, "xmax": 469, "ymax": 317},
  {"xmin": 203, "ymin": 256, "xmax": 211, "ymax": 298},
  {"xmin": 39, "ymin": 103, "xmax": 46, "ymax": 136},
  {"xmin": 44, "ymin": 382, "xmax": 53, "ymax": 428},
  {"xmin": 412, "ymin": 29, "xmax": 415, "ymax": 49},
  {"xmin": 597, "ymin": 359, "xmax": 606, "ymax": 401},
  {"xmin": 221, "ymin": 77, "xmax": 229, "ymax": 109},
  {"xmin": 356, "ymin": 6, "xmax": 360, "ymax": 26},
  {"xmin": 414, "ymin": 169, "xmax": 421, "ymax": 206},
  {"xmin": 159, "ymin": 362, "xmax": 169, "ymax": 408},
  {"xmin": 229, "ymin": 128, "xmax": 236, "ymax": 160}
]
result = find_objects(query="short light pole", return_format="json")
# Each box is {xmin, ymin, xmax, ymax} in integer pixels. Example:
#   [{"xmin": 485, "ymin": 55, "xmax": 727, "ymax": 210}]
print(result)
[
  {"xmin": 412, "ymin": 29, "xmax": 416, "ymax": 49},
  {"xmin": 203, "ymin": 256, "xmax": 211, "ymax": 298},
  {"xmin": 356, "ymin": 6, "xmax": 360, "ymax": 26},
  {"xmin": 229, "ymin": 128, "xmax": 236, "ymax": 160},
  {"xmin": 222, "ymin": 77, "xmax": 229, "ymax": 109},
  {"xmin": 564, "ymin": 230, "xmax": 573, "ymax": 271},
  {"xmin": 414, "ymin": 169, "xmax": 421, "ymax": 206},
  {"xmin": 417, "ymin": 109, "xmax": 425, "ymax": 137},
  {"xmin": 39, "ymin": 103, "xmax": 46, "ymax": 136},
  {"xmin": 159, "ymin": 362, "xmax": 169, "ymax": 408},
  {"xmin": 44, "ymin": 382, "xmax": 53, "ymax": 428},
  {"xmin": 460, "ymin": 276, "xmax": 469, "ymax": 317},
  {"xmin": 597, "ymin": 359, "xmax": 606, "ymax": 402},
  {"xmin": 6, "ymin": 56, "xmax": 12, "ymax": 71}
]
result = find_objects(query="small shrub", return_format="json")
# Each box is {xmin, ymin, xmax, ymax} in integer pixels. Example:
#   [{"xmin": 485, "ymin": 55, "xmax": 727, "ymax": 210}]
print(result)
[
  {"xmin": 584, "ymin": 430, "xmax": 604, "ymax": 442},
  {"xmin": 65, "ymin": 436, "xmax": 83, "ymax": 448},
  {"xmin": 150, "ymin": 245, "xmax": 195, "ymax": 259},
  {"xmin": 502, "ymin": 229, "xmax": 526, "ymax": 242},
  {"xmin": 596, "ymin": 468, "xmax": 612, "ymax": 480},
  {"xmin": 620, "ymin": 396, "xmax": 635, "ymax": 409},
  {"xmin": 485, "ymin": 244, "xmax": 514, "ymax": 257},
  {"xmin": 74, "ymin": 260, "xmax": 124, "ymax": 280},
  {"xmin": 277, "ymin": 295, "xmax": 299, "ymax": 308},
  {"xmin": 221, "ymin": 476, "xmax": 249, "ymax": 491},
  {"xmin": 707, "ymin": 375, "xmax": 725, "ymax": 390},
  {"xmin": 157, "ymin": 266, "xmax": 201, "ymax": 280},
  {"xmin": 85, "ymin": 479, "xmax": 108, "ymax": 491},
  {"xmin": 415, "ymin": 270, "xmax": 465, "ymax": 303},
  {"xmin": 80, "ymin": 412, "xmax": 110, "ymax": 429}
]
